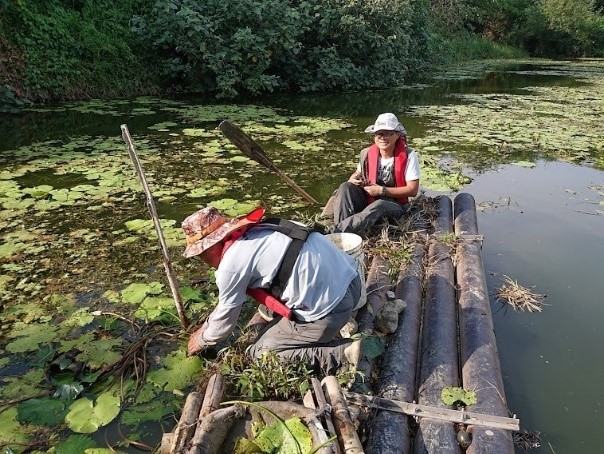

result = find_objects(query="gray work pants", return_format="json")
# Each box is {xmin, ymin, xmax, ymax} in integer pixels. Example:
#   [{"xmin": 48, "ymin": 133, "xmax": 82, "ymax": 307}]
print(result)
[
  {"xmin": 333, "ymin": 182, "xmax": 406, "ymax": 234},
  {"xmin": 249, "ymin": 275, "xmax": 362, "ymax": 375}
]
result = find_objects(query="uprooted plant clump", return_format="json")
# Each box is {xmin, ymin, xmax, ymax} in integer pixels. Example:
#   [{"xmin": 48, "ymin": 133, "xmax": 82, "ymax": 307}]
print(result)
[{"xmin": 496, "ymin": 275, "xmax": 547, "ymax": 313}]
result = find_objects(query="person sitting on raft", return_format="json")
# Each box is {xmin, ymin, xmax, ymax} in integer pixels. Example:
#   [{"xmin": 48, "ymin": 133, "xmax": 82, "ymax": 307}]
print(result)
[
  {"xmin": 331, "ymin": 112, "xmax": 420, "ymax": 235},
  {"xmin": 182, "ymin": 206, "xmax": 361, "ymax": 375}
]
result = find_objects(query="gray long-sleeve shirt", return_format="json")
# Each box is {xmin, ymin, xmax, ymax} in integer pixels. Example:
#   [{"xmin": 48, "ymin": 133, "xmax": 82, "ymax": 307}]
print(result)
[{"xmin": 200, "ymin": 227, "xmax": 358, "ymax": 344}]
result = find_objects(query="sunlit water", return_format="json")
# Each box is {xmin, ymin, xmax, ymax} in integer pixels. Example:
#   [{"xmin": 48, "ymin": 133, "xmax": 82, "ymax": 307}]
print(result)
[{"xmin": 453, "ymin": 161, "xmax": 604, "ymax": 453}]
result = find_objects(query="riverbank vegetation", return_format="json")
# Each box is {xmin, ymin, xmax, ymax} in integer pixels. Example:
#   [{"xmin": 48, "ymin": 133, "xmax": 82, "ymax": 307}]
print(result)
[{"xmin": 1, "ymin": 0, "xmax": 603, "ymax": 109}]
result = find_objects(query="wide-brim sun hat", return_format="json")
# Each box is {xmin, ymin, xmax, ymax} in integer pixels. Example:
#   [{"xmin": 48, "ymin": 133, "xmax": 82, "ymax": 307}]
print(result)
[
  {"xmin": 364, "ymin": 113, "xmax": 407, "ymax": 135},
  {"xmin": 182, "ymin": 206, "xmax": 265, "ymax": 258}
]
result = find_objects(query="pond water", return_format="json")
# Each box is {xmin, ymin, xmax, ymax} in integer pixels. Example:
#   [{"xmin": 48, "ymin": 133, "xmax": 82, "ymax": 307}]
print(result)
[{"xmin": 0, "ymin": 59, "xmax": 602, "ymax": 452}]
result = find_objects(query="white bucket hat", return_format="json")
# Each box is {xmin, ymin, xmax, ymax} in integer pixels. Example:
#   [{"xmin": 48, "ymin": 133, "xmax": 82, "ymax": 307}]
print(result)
[{"xmin": 364, "ymin": 113, "xmax": 407, "ymax": 135}]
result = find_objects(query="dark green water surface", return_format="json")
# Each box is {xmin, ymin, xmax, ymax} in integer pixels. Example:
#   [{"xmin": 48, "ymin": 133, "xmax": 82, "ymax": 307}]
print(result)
[{"xmin": 0, "ymin": 59, "xmax": 602, "ymax": 452}]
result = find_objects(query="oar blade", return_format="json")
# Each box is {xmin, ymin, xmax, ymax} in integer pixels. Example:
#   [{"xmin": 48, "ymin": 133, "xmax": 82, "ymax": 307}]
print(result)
[
  {"xmin": 218, "ymin": 120, "xmax": 318, "ymax": 205},
  {"xmin": 219, "ymin": 120, "xmax": 276, "ymax": 170}
]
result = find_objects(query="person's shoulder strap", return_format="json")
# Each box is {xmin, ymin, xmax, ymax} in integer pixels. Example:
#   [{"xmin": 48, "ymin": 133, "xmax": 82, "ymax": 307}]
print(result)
[{"xmin": 257, "ymin": 218, "xmax": 316, "ymax": 299}]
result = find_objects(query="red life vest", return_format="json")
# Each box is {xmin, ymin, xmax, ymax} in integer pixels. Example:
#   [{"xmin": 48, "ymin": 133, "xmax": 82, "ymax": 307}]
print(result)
[{"xmin": 365, "ymin": 138, "xmax": 409, "ymax": 204}]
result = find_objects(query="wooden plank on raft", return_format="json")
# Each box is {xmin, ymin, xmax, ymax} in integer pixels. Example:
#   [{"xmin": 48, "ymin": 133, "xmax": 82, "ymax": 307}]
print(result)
[{"xmin": 344, "ymin": 392, "xmax": 519, "ymax": 432}]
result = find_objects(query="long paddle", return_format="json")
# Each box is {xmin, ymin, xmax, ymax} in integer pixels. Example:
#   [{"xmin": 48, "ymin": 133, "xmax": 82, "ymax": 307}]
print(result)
[
  {"xmin": 121, "ymin": 124, "xmax": 189, "ymax": 329},
  {"xmin": 218, "ymin": 120, "xmax": 318, "ymax": 205}
]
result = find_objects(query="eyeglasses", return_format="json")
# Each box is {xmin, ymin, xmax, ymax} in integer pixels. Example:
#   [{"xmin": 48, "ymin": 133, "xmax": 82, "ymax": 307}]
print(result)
[{"xmin": 374, "ymin": 131, "xmax": 397, "ymax": 138}]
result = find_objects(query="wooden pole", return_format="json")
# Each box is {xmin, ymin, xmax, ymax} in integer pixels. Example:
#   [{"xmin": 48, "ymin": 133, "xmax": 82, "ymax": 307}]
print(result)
[
  {"xmin": 322, "ymin": 375, "xmax": 364, "ymax": 454},
  {"xmin": 414, "ymin": 196, "xmax": 458, "ymax": 453},
  {"xmin": 454, "ymin": 193, "xmax": 515, "ymax": 454},
  {"xmin": 311, "ymin": 377, "xmax": 342, "ymax": 454},
  {"xmin": 170, "ymin": 392, "xmax": 203, "ymax": 453},
  {"xmin": 199, "ymin": 373, "xmax": 224, "ymax": 418},
  {"xmin": 120, "ymin": 124, "xmax": 189, "ymax": 329},
  {"xmin": 365, "ymin": 242, "xmax": 426, "ymax": 454}
]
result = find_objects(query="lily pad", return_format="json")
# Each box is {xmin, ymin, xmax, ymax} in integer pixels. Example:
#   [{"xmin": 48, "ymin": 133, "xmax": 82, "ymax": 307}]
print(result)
[
  {"xmin": 512, "ymin": 160, "xmax": 536, "ymax": 168},
  {"xmin": 18, "ymin": 397, "xmax": 68, "ymax": 426},
  {"xmin": 121, "ymin": 281, "xmax": 163, "ymax": 304},
  {"xmin": 441, "ymin": 386, "xmax": 477, "ymax": 407},
  {"xmin": 146, "ymin": 350, "xmax": 203, "ymax": 393},
  {"xmin": 53, "ymin": 434, "xmax": 97, "ymax": 454},
  {"xmin": 65, "ymin": 392, "xmax": 121, "ymax": 433}
]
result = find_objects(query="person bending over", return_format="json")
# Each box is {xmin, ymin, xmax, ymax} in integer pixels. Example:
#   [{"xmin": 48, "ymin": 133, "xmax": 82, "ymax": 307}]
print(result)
[{"xmin": 182, "ymin": 206, "xmax": 361, "ymax": 375}]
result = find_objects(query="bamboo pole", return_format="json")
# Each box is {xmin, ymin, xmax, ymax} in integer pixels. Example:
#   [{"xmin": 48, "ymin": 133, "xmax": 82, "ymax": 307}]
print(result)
[
  {"xmin": 454, "ymin": 193, "xmax": 515, "ymax": 454},
  {"xmin": 365, "ymin": 242, "xmax": 426, "ymax": 454},
  {"xmin": 120, "ymin": 124, "xmax": 189, "ymax": 329},
  {"xmin": 170, "ymin": 392, "xmax": 203, "ymax": 453},
  {"xmin": 199, "ymin": 373, "xmax": 224, "ymax": 418},
  {"xmin": 414, "ymin": 196, "xmax": 458, "ymax": 453},
  {"xmin": 322, "ymin": 376, "xmax": 364, "ymax": 454},
  {"xmin": 311, "ymin": 377, "xmax": 342, "ymax": 454}
]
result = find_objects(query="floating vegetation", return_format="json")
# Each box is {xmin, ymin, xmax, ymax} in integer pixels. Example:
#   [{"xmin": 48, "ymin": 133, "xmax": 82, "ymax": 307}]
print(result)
[
  {"xmin": 513, "ymin": 429, "xmax": 542, "ymax": 452},
  {"xmin": 411, "ymin": 60, "xmax": 604, "ymax": 172},
  {"xmin": 496, "ymin": 275, "xmax": 547, "ymax": 313}
]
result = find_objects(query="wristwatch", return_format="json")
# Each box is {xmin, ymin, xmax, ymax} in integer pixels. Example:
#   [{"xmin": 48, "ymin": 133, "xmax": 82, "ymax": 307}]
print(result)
[{"xmin": 381, "ymin": 186, "xmax": 387, "ymax": 197}]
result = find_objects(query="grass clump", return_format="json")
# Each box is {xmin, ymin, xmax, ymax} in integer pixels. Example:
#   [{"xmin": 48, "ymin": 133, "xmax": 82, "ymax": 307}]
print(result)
[{"xmin": 496, "ymin": 275, "xmax": 546, "ymax": 313}]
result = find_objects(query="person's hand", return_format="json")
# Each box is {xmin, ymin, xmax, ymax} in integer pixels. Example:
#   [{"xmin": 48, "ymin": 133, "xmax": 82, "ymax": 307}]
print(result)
[
  {"xmin": 364, "ymin": 184, "xmax": 383, "ymax": 197},
  {"xmin": 348, "ymin": 174, "xmax": 366, "ymax": 186},
  {"xmin": 187, "ymin": 325, "xmax": 208, "ymax": 356}
]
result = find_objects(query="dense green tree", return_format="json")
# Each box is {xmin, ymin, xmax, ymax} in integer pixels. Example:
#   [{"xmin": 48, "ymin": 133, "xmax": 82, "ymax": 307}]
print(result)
[
  {"xmin": 2, "ymin": 0, "xmax": 603, "ymax": 105},
  {"xmin": 132, "ymin": 0, "xmax": 431, "ymax": 97}
]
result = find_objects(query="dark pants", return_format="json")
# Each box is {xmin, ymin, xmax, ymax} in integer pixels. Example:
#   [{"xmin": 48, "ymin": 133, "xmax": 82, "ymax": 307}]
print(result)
[
  {"xmin": 333, "ymin": 182, "xmax": 406, "ymax": 234},
  {"xmin": 249, "ymin": 275, "xmax": 362, "ymax": 375}
]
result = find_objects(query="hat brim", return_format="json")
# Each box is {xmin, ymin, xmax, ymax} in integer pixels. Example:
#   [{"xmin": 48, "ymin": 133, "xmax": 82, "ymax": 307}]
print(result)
[
  {"xmin": 364, "ymin": 125, "xmax": 406, "ymax": 134},
  {"xmin": 183, "ymin": 207, "xmax": 265, "ymax": 258}
]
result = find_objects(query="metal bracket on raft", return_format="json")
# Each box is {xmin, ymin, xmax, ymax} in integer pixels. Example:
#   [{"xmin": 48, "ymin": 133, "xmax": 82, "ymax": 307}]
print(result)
[
  {"xmin": 457, "ymin": 234, "xmax": 484, "ymax": 247},
  {"xmin": 344, "ymin": 392, "xmax": 519, "ymax": 432}
]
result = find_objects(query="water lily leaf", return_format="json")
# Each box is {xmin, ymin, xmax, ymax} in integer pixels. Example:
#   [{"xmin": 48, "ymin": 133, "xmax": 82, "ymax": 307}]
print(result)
[
  {"xmin": 62, "ymin": 308, "xmax": 95, "ymax": 327},
  {"xmin": 134, "ymin": 296, "xmax": 177, "ymax": 322},
  {"xmin": 0, "ymin": 369, "xmax": 46, "ymax": 401},
  {"xmin": 121, "ymin": 282, "xmax": 163, "ymax": 304},
  {"xmin": 74, "ymin": 337, "xmax": 123, "ymax": 369},
  {"xmin": 22, "ymin": 184, "xmax": 54, "ymax": 198},
  {"xmin": 212, "ymin": 198, "xmax": 259, "ymax": 216},
  {"xmin": 512, "ymin": 160, "xmax": 536, "ymax": 168},
  {"xmin": 361, "ymin": 335, "xmax": 385, "ymax": 360},
  {"xmin": 180, "ymin": 286, "xmax": 205, "ymax": 302},
  {"xmin": 5, "ymin": 323, "xmax": 60, "ymax": 353},
  {"xmin": 245, "ymin": 416, "xmax": 312, "ymax": 454},
  {"xmin": 53, "ymin": 434, "xmax": 97, "ymax": 454},
  {"xmin": 65, "ymin": 392, "xmax": 121, "ymax": 433},
  {"xmin": 0, "ymin": 407, "xmax": 34, "ymax": 445},
  {"xmin": 182, "ymin": 128, "xmax": 208, "ymax": 136},
  {"xmin": 441, "ymin": 386, "xmax": 477, "ymax": 407},
  {"xmin": 146, "ymin": 350, "xmax": 203, "ymax": 393},
  {"xmin": 18, "ymin": 397, "xmax": 68, "ymax": 426},
  {"xmin": 120, "ymin": 394, "xmax": 180, "ymax": 426}
]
